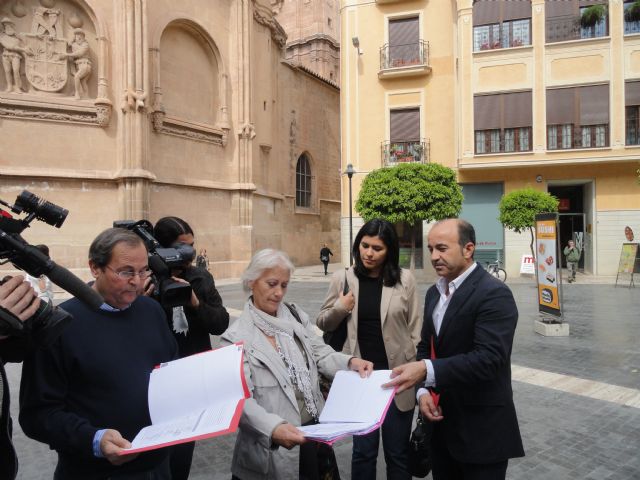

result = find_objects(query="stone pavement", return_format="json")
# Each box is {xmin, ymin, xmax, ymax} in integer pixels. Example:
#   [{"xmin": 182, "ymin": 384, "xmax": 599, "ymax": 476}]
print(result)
[{"xmin": 6, "ymin": 263, "xmax": 640, "ymax": 479}]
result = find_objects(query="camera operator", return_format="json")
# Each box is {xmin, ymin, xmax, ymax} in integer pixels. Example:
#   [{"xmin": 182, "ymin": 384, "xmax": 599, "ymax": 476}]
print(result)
[
  {"xmin": 19, "ymin": 228, "xmax": 178, "ymax": 480},
  {"xmin": 152, "ymin": 216, "xmax": 229, "ymax": 480},
  {"xmin": 0, "ymin": 276, "xmax": 40, "ymax": 480}
]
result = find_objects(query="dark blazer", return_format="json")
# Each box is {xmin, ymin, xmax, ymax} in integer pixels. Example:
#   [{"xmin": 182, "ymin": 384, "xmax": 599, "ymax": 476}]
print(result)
[{"xmin": 417, "ymin": 263, "xmax": 524, "ymax": 464}]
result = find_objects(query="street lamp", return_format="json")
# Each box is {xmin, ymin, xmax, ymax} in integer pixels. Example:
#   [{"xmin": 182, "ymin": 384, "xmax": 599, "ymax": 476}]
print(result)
[{"xmin": 345, "ymin": 163, "xmax": 356, "ymax": 265}]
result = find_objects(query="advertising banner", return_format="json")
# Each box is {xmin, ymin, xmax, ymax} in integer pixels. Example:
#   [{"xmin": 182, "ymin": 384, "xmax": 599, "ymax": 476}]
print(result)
[
  {"xmin": 535, "ymin": 213, "xmax": 562, "ymax": 317},
  {"xmin": 617, "ymin": 243, "xmax": 639, "ymax": 274}
]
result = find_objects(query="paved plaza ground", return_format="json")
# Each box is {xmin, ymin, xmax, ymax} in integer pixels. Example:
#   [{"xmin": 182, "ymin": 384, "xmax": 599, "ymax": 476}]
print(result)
[{"xmin": 6, "ymin": 264, "xmax": 640, "ymax": 479}]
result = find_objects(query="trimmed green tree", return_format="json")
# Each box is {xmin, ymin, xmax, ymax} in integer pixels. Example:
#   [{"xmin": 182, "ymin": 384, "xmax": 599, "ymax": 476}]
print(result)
[
  {"xmin": 355, "ymin": 163, "xmax": 463, "ymax": 268},
  {"xmin": 498, "ymin": 187, "xmax": 559, "ymax": 261}
]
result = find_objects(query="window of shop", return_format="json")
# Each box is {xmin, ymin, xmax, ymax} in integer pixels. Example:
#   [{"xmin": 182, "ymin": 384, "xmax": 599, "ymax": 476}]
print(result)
[{"xmin": 459, "ymin": 183, "xmax": 505, "ymax": 266}]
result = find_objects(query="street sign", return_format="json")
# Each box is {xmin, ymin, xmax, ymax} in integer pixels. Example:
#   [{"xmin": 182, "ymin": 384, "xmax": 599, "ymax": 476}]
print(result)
[{"xmin": 535, "ymin": 213, "xmax": 563, "ymax": 318}]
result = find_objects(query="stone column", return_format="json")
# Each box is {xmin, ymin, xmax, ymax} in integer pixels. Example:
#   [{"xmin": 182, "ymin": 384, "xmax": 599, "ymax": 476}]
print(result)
[
  {"xmin": 116, "ymin": 0, "xmax": 152, "ymax": 221},
  {"xmin": 230, "ymin": 0, "xmax": 255, "ymax": 264}
]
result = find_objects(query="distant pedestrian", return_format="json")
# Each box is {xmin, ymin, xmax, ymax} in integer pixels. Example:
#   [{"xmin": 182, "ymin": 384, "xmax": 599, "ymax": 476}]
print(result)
[
  {"xmin": 320, "ymin": 244, "xmax": 333, "ymax": 275},
  {"xmin": 196, "ymin": 249, "xmax": 209, "ymax": 270},
  {"xmin": 563, "ymin": 240, "xmax": 581, "ymax": 283}
]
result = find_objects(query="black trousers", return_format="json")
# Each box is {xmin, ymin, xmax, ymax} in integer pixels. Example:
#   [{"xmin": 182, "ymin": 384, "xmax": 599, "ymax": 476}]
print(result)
[
  {"xmin": 431, "ymin": 435, "xmax": 508, "ymax": 480},
  {"xmin": 169, "ymin": 441, "xmax": 195, "ymax": 480}
]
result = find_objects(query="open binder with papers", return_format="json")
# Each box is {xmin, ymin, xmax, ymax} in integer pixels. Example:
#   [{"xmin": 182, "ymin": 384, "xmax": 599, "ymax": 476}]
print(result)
[
  {"xmin": 120, "ymin": 343, "xmax": 250, "ymax": 454},
  {"xmin": 298, "ymin": 370, "xmax": 397, "ymax": 444}
]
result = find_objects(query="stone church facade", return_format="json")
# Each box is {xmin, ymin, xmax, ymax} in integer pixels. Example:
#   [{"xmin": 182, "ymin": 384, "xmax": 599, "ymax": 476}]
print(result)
[{"xmin": 0, "ymin": 0, "xmax": 341, "ymax": 279}]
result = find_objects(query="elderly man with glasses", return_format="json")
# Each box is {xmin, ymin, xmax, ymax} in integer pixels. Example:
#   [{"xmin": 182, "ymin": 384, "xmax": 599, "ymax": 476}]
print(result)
[{"xmin": 19, "ymin": 228, "xmax": 178, "ymax": 480}]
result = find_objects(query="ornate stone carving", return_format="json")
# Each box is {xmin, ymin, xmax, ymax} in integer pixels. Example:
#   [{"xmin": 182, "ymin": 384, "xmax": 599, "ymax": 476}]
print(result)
[
  {"xmin": 31, "ymin": 6, "xmax": 61, "ymax": 37},
  {"xmin": 23, "ymin": 33, "xmax": 68, "ymax": 92},
  {"xmin": 289, "ymin": 109, "xmax": 296, "ymax": 144},
  {"xmin": 253, "ymin": 4, "xmax": 287, "ymax": 49},
  {"xmin": 239, "ymin": 122, "xmax": 256, "ymax": 140},
  {"xmin": 0, "ymin": 2, "xmax": 112, "ymax": 127},
  {"xmin": 58, "ymin": 28, "xmax": 91, "ymax": 99},
  {"xmin": 94, "ymin": 101, "xmax": 111, "ymax": 126},
  {"xmin": 122, "ymin": 88, "xmax": 147, "ymax": 113},
  {"xmin": 151, "ymin": 110, "xmax": 227, "ymax": 146},
  {"xmin": 0, "ymin": 17, "xmax": 31, "ymax": 93},
  {"xmin": 0, "ymin": 103, "xmax": 99, "ymax": 124}
]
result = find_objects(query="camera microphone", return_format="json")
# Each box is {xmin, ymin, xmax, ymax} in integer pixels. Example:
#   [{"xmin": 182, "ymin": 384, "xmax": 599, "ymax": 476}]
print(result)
[{"xmin": 46, "ymin": 263, "xmax": 104, "ymax": 310}]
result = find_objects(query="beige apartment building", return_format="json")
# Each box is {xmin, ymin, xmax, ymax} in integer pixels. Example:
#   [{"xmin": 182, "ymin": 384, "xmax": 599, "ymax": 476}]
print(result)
[
  {"xmin": 0, "ymin": 0, "xmax": 341, "ymax": 280},
  {"xmin": 341, "ymin": 0, "xmax": 640, "ymax": 276}
]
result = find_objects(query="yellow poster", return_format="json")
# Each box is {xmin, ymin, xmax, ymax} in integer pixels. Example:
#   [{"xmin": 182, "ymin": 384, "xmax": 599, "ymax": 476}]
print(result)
[{"xmin": 535, "ymin": 215, "xmax": 562, "ymax": 316}]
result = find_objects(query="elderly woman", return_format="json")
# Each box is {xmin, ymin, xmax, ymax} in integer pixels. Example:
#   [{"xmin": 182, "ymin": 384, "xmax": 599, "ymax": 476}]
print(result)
[{"xmin": 220, "ymin": 249, "xmax": 372, "ymax": 480}]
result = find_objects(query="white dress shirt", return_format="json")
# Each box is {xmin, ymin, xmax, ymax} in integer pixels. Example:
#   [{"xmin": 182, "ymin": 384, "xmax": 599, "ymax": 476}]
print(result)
[{"xmin": 418, "ymin": 262, "xmax": 478, "ymax": 400}]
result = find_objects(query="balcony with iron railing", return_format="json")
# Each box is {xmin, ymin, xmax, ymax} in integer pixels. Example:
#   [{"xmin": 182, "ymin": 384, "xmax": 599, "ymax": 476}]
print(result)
[
  {"xmin": 381, "ymin": 139, "xmax": 430, "ymax": 166},
  {"xmin": 379, "ymin": 40, "xmax": 431, "ymax": 79},
  {"xmin": 546, "ymin": 14, "xmax": 608, "ymax": 43}
]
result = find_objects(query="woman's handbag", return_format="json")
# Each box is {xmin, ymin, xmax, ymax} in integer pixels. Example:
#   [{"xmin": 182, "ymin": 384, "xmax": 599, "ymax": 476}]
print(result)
[
  {"xmin": 409, "ymin": 414, "xmax": 432, "ymax": 478},
  {"xmin": 321, "ymin": 271, "xmax": 350, "ymax": 351}
]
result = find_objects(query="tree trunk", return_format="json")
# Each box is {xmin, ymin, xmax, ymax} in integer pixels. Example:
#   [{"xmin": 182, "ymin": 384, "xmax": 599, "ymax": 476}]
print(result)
[{"xmin": 529, "ymin": 226, "xmax": 538, "ymax": 284}]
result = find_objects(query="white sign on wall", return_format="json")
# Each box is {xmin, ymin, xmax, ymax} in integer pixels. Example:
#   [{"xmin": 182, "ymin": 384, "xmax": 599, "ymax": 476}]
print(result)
[{"xmin": 520, "ymin": 254, "xmax": 535, "ymax": 274}]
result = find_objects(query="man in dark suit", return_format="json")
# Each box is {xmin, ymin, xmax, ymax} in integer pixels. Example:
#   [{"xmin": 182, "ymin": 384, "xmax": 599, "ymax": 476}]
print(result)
[{"xmin": 384, "ymin": 218, "xmax": 524, "ymax": 480}]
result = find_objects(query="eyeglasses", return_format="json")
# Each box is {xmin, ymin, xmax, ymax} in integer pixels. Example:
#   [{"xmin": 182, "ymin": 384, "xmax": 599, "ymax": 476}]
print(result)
[{"xmin": 105, "ymin": 265, "xmax": 153, "ymax": 280}]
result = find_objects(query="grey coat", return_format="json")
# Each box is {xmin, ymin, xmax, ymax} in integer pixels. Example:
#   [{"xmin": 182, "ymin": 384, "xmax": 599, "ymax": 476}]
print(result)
[{"xmin": 220, "ymin": 302, "xmax": 351, "ymax": 480}]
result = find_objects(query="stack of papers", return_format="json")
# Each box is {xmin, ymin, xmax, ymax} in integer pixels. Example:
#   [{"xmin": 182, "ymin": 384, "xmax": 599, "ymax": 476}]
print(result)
[
  {"xmin": 299, "ymin": 370, "xmax": 396, "ymax": 444},
  {"xmin": 121, "ymin": 343, "xmax": 249, "ymax": 454}
]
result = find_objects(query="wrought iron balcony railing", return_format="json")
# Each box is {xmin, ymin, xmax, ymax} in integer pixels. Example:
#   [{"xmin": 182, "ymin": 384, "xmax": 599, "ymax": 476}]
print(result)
[
  {"xmin": 379, "ymin": 40, "xmax": 429, "ymax": 71},
  {"xmin": 381, "ymin": 139, "xmax": 430, "ymax": 166},
  {"xmin": 546, "ymin": 14, "xmax": 608, "ymax": 43}
]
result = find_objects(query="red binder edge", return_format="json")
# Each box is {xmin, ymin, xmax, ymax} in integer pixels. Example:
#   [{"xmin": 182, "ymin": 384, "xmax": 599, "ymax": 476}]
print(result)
[{"xmin": 119, "ymin": 342, "xmax": 249, "ymax": 455}]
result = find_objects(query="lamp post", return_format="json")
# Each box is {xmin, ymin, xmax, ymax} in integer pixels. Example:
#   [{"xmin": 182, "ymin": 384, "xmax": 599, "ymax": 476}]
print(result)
[{"xmin": 345, "ymin": 163, "xmax": 355, "ymax": 265}]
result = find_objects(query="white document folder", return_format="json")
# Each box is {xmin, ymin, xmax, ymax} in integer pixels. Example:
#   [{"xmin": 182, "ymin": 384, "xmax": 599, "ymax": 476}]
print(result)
[
  {"xmin": 121, "ymin": 343, "xmax": 249, "ymax": 454},
  {"xmin": 298, "ymin": 370, "xmax": 397, "ymax": 444}
]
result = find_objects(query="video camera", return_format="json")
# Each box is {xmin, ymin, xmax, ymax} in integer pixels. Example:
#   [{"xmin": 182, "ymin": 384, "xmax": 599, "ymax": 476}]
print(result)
[
  {"xmin": 0, "ymin": 190, "xmax": 105, "ymax": 346},
  {"xmin": 113, "ymin": 220, "xmax": 195, "ymax": 308}
]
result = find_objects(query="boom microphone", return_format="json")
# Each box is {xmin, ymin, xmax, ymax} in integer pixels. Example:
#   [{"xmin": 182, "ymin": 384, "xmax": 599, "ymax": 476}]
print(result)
[
  {"xmin": 0, "ymin": 233, "xmax": 104, "ymax": 309},
  {"xmin": 46, "ymin": 262, "xmax": 104, "ymax": 310}
]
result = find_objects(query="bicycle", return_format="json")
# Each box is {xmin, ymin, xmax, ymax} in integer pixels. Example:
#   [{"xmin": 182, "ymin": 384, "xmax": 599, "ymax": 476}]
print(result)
[{"xmin": 485, "ymin": 259, "xmax": 507, "ymax": 282}]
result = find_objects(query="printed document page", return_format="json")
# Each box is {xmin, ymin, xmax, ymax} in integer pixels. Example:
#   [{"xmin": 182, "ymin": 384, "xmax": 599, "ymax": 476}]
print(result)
[
  {"xmin": 121, "ymin": 343, "xmax": 249, "ymax": 454},
  {"xmin": 298, "ymin": 370, "xmax": 396, "ymax": 443}
]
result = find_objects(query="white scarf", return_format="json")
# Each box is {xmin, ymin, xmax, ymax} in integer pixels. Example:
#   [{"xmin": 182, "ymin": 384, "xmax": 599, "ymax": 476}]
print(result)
[{"xmin": 248, "ymin": 301, "xmax": 319, "ymax": 420}]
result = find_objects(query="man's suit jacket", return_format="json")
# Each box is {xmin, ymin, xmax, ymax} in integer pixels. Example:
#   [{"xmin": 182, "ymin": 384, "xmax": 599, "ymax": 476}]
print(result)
[{"xmin": 417, "ymin": 264, "xmax": 524, "ymax": 464}]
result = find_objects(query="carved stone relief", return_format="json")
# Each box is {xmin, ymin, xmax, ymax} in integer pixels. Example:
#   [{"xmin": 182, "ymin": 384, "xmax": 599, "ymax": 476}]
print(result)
[
  {"xmin": 0, "ymin": 0, "xmax": 111, "ymax": 126},
  {"xmin": 253, "ymin": 3, "xmax": 287, "ymax": 49}
]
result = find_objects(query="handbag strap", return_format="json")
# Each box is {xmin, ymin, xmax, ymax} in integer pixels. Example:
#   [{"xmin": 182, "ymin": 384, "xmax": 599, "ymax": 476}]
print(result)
[
  {"xmin": 284, "ymin": 302, "xmax": 302, "ymax": 324},
  {"xmin": 342, "ymin": 269, "xmax": 349, "ymax": 295}
]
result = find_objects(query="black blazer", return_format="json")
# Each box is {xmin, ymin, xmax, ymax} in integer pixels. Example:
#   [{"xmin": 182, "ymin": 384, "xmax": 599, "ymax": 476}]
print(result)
[{"xmin": 417, "ymin": 264, "xmax": 524, "ymax": 464}]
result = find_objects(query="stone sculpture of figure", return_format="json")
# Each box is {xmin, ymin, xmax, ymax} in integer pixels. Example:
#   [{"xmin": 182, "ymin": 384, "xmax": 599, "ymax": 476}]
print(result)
[
  {"xmin": 0, "ymin": 17, "xmax": 32, "ymax": 93},
  {"xmin": 59, "ymin": 28, "xmax": 91, "ymax": 99}
]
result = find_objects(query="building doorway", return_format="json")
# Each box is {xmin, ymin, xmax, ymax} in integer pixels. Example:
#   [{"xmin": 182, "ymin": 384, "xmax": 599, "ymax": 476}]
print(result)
[{"xmin": 548, "ymin": 184, "xmax": 590, "ymax": 271}]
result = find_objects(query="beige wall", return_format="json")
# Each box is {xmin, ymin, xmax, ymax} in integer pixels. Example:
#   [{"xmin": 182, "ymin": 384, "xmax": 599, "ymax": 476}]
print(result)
[{"xmin": 0, "ymin": 0, "xmax": 341, "ymax": 280}]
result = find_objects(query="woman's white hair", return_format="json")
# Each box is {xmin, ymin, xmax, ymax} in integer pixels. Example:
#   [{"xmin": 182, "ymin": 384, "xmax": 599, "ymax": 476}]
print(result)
[{"xmin": 241, "ymin": 249, "xmax": 295, "ymax": 292}]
